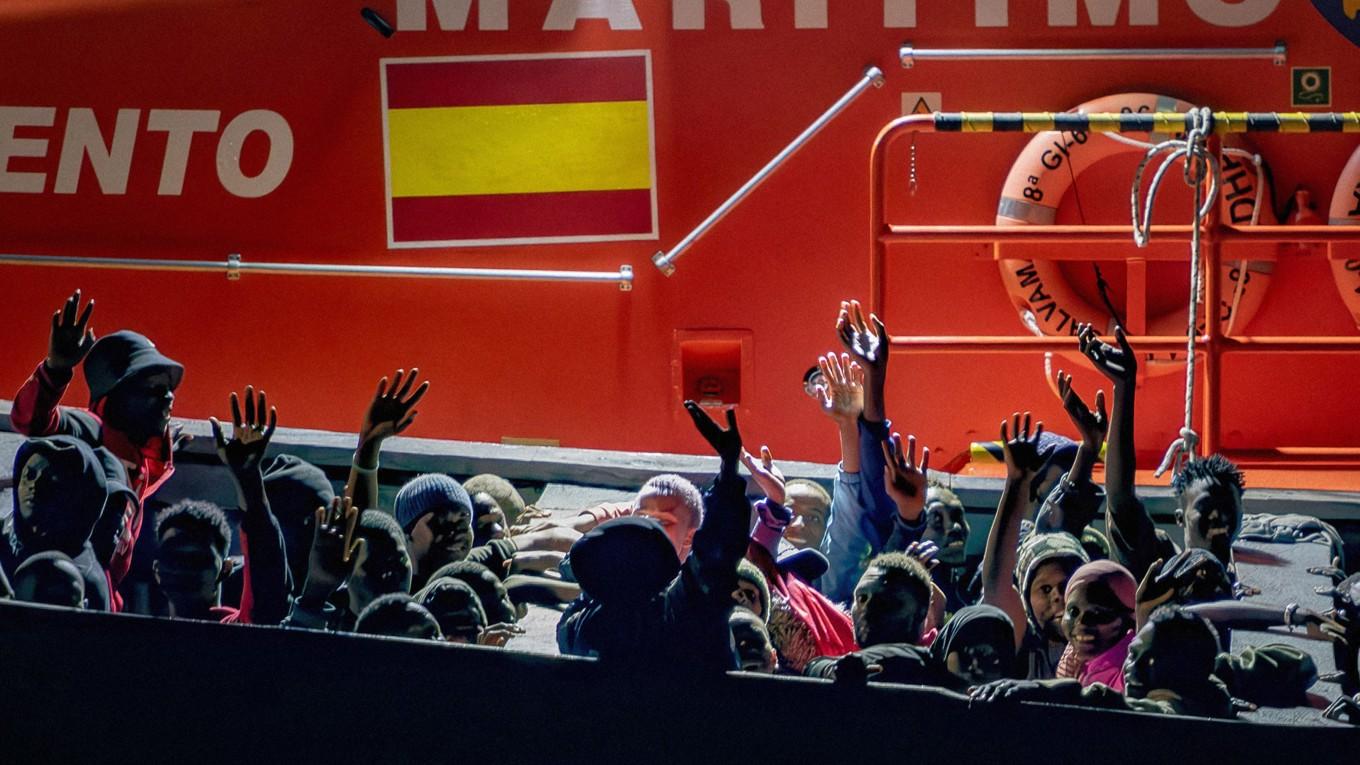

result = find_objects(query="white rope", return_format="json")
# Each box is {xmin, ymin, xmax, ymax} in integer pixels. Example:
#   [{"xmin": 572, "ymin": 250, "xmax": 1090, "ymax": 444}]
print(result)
[
  {"xmin": 1125, "ymin": 107, "xmax": 1217, "ymax": 478},
  {"xmin": 1104, "ymin": 128, "xmax": 1262, "ymax": 336}
]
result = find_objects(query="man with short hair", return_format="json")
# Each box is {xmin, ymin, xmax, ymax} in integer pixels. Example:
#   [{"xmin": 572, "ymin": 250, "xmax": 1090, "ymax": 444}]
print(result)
[
  {"xmin": 11, "ymin": 291, "xmax": 183, "ymax": 611},
  {"xmin": 153, "ymin": 500, "xmax": 236, "ymax": 621},
  {"xmin": 355, "ymin": 593, "xmax": 442, "ymax": 640},
  {"xmin": 804, "ymin": 552, "xmax": 949, "ymax": 685}
]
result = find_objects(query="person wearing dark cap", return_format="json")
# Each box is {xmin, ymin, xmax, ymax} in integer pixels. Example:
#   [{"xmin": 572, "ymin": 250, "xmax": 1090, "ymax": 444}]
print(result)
[
  {"xmin": 261, "ymin": 454, "xmax": 335, "ymax": 593},
  {"xmin": 394, "ymin": 473, "xmax": 474, "ymax": 590},
  {"xmin": 2, "ymin": 435, "xmax": 132, "ymax": 611},
  {"xmin": 11, "ymin": 551, "xmax": 87, "ymax": 609},
  {"xmin": 557, "ymin": 402, "xmax": 751, "ymax": 673},
  {"xmin": 11, "ymin": 291, "xmax": 182, "ymax": 610}
]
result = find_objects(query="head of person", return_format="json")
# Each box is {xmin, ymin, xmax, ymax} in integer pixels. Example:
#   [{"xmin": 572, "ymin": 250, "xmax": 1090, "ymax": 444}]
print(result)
[
  {"xmin": 154, "ymin": 500, "xmax": 232, "ymax": 614},
  {"xmin": 633, "ymin": 474, "xmax": 703, "ymax": 561},
  {"xmin": 462, "ymin": 474, "xmax": 526, "ymax": 528},
  {"xmin": 1063, "ymin": 560, "xmax": 1136, "ymax": 663},
  {"xmin": 395, "ymin": 474, "xmax": 474, "ymax": 583},
  {"xmin": 1172, "ymin": 455, "xmax": 1245, "ymax": 567},
  {"xmin": 568, "ymin": 516, "xmax": 680, "ymax": 607},
  {"xmin": 12, "ymin": 551, "xmax": 86, "ymax": 609},
  {"xmin": 730, "ymin": 608, "xmax": 778, "ymax": 673},
  {"xmin": 417, "ymin": 576, "xmax": 488, "ymax": 643},
  {"xmin": 84, "ymin": 330, "xmax": 183, "ymax": 446},
  {"xmin": 348, "ymin": 510, "xmax": 414, "ymax": 617},
  {"xmin": 802, "ymin": 364, "xmax": 825, "ymax": 399},
  {"xmin": 427, "ymin": 560, "xmax": 518, "ymax": 624},
  {"xmin": 782, "ymin": 479, "xmax": 830, "ymax": 550},
  {"xmin": 1030, "ymin": 433, "xmax": 1080, "ymax": 508},
  {"xmin": 920, "ymin": 484, "xmax": 969, "ymax": 566},
  {"xmin": 470, "ymin": 491, "xmax": 507, "ymax": 548},
  {"xmin": 9, "ymin": 436, "xmax": 111, "ymax": 558},
  {"xmin": 262, "ymin": 454, "xmax": 335, "ymax": 592},
  {"xmin": 1015, "ymin": 531, "xmax": 1089, "ymax": 644},
  {"xmin": 733, "ymin": 559, "xmax": 770, "ymax": 622},
  {"xmin": 930, "ymin": 604, "xmax": 1016, "ymax": 686},
  {"xmin": 851, "ymin": 552, "xmax": 933, "ymax": 647},
  {"xmin": 1122, "ymin": 605, "xmax": 1221, "ymax": 699},
  {"xmin": 355, "ymin": 593, "xmax": 442, "ymax": 640}
]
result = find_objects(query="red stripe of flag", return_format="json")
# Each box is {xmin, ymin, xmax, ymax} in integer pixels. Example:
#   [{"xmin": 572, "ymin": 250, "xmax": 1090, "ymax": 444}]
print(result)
[
  {"xmin": 385, "ymin": 56, "xmax": 648, "ymax": 109},
  {"xmin": 392, "ymin": 189, "xmax": 653, "ymax": 243}
]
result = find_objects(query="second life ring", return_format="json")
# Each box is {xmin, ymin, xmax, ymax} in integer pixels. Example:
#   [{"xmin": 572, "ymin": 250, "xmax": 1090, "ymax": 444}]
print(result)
[
  {"xmin": 1329, "ymin": 145, "xmax": 1360, "ymax": 329},
  {"xmin": 996, "ymin": 92, "xmax": 1277, "ymax": 378}
]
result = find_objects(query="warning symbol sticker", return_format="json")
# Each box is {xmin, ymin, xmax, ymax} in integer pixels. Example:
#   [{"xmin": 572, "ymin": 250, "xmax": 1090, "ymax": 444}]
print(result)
[
  {"xmin": 901, "ymin": 92, "xmax": 942, "ymax": 116},
  {"xmin": 1292, "ymin": 67, "xmax": 1332, "ymax": 108}
]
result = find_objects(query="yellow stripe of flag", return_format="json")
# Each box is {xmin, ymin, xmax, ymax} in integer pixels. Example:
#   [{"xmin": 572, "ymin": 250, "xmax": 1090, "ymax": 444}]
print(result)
[{"xmin": 388, "ymin": 101, "xmax": 651, "ymax": 198}]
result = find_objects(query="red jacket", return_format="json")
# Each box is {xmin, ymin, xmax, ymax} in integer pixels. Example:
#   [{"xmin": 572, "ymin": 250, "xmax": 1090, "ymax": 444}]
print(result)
[{"xmin": 12, "ymin": 362, "xmax": 176, "ymax": 611}]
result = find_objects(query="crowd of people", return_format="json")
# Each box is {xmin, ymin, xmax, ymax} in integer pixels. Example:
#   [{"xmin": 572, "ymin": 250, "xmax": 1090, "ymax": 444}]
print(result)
[{"xmin": 3, "ymin": 290, "xmax": 1359, "ymax": 723}]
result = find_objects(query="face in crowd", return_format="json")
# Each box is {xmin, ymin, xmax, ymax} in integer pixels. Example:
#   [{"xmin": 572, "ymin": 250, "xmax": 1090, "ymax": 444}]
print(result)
[
  {"xmin": 919, "ymin": 487, "xmax": 969, "ymax": 566},
  {"xmin": 1172, "ymin": 455, "xmax": 1245, "ymax": 567},
  {"xmin": 634, "ymin": 477, "xmax": 701, "ymax": 561},
  {"xmin": 729, "ymin": 609, "xmax": 777, "ymax": 673},
  {"xmin": 349, "ymin": 513, "xmax": 414, "ymax": 618},
  {"xmin": 103, "ymin": 370, "xmax": 177, "ymax": 446},
  {"xmin": 1029, "ymin": 560, "xmax": 1076, "ymax": 644},
  {"xmin": 470, "ymin": 492, "xmax": 507, "ymax": 547},
  {"xmin": 153, "ymin": 501, "xmax": 233, "ymax": 617},
  {"xmin": 851, "ymin": 555, "xmax": 930, "ymax": 647},
  {"xmin": 783, "ymin": 480, "xmax": 829, "ymax": 550},
  {"xmin": 409, "ymin": 502, "xmax": 473, "ymax": 581},
  {"xmin": 1063, "ymin": 580, "xmax": 1134, "ymax": 663}
]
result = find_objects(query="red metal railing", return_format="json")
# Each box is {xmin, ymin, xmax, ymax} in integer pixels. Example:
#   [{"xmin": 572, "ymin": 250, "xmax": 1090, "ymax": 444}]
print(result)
[{"xmin": 869, "ymin": 116, "xmax": 1360, "ymax": 467}]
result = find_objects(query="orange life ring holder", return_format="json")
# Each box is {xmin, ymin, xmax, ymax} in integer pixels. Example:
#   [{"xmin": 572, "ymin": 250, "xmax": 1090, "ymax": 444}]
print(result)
[
  {"xmin": 996, "ymin": 93, "xmax": 1276, "ymax": 377},
  {"xmin": 1329, "ymin": 145, "xmax": 1360, "ymax": 329}
]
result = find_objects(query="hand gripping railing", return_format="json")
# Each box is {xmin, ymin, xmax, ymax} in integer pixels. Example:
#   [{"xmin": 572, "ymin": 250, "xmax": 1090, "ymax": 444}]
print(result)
[
  {"xmin": 0, "ymin": 253, "xmax": 635, "ymax": 290},
  {"xmin": 652, "ymin": 66, "xmax": 885, "ymax": 276},
  {"xmin": 869, "ymin": 110, "xmax": 1360, "ymax": 465}
]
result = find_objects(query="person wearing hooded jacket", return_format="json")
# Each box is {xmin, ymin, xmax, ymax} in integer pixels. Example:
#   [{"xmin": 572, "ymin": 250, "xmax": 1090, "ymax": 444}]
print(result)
[
  {"xmin": 11, "ymin": 291, "xmax": 182, "ymax": 611},
  {"xmin": 2, "ymin": 435, "xmax": 135, "ymax": 611},
  {"xmin": 557, "ymin": 402, "xmax": 750, "ymax": 673}
]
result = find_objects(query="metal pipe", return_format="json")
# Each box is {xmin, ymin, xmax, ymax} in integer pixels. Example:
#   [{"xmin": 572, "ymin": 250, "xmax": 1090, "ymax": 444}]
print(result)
[
  {"xmin": 0, "ymin": 253, "xmax": 635, "ymax": 289},
  {"xmin": 653, "ymin": 66, "xmax": 885, "ymax": 276},
  {"xmin": 882, "ymin": 224, "xmax": 1360, "ymax": 244},
  {"xmin": 900, "ymin": 42, "xmax": 1287, "ymax": 68}
]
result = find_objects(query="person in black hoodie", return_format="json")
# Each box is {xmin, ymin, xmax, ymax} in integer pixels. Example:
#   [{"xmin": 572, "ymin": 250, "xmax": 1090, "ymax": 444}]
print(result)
[
  {"xmin": 557, "ymin": 401, "xmax": 750, "ymax": 673},
  {"xmin": 3, "ymin": 435, "xmax": 133, "ymax": 611}
]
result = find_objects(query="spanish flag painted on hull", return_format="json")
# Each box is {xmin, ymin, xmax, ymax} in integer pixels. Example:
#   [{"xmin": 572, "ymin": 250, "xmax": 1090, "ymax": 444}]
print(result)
[{"xmin": 382, "ymin": 52, "xmax": 657, "ymax": 248}]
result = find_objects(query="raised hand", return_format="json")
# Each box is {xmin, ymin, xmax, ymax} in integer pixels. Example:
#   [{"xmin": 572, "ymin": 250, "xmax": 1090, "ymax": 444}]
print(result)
[
  {"xmin": 741, "ymin": 445, "xmax": 786, "ymax": 505},
  {"xmin": 882, "ymin": 432, "xmax": 930, "ymax": 521},
  {"xmin": 302, "ymin": 496, "xmax": 364, "ymax": 602},
  {"xmin": 359, "ymin": 368, "xmax": 429, "ymax": 445},
  {"xmin": 210, "ymin": 386, "xmax": 277, "ymax": 475},
  {"xmin": 47, "ymin": 289, "xmax": 96, "ymax": 373},
  {"xmin": 1077, "ymin": 323, "xmax": 1137, "ymax": 386},
  {"xmin": 477, "ymin": 622, "xmax": 527, "ymax": 647},
  {"xmin": 1134, "ymin": 558, "xmax": 1174, "ymax": 631},
  {"xmin": 1057, "ymin": 371, "xmax": 1108, "ymax": 450},
  {"xmin": 1000, "ymin": 412, "xmax": 1044, "ymax": 480},
  {"xmin": 836, "ymin": 299, "xmax": 888, "ymax": 372},
  {"xmin": 685, "ymin": 400, "xmax": 741, "ymax": 465},
  {"xmin": 816, "ymin": 352, "xmax": 864, "ymax": 424},
  {"xmin": 905, "ymin": 540, "xmax": 941, "ymax": 572}
]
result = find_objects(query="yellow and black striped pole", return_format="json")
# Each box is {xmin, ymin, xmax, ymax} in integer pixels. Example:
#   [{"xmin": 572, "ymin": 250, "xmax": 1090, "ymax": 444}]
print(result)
[{"xmin": 933, "ymin": 111, "xmax": 1360, "ymax": 134}]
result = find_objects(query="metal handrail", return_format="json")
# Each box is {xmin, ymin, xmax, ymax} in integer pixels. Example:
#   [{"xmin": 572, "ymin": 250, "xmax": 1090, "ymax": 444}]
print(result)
[
  {"xmin": 0, "ymin": 253, "xmax": 635, "ymax": 289},
  {"xmin": 900, "ymin": 42, "xmax": 1287, "ymax": 68},
  {"xmin": 652, "ymin": 66, "xmax": 885, "ymax": 276},
  {"xmin": 868, "ymin": 113, "xmax": 1360, "ymax": 465}
]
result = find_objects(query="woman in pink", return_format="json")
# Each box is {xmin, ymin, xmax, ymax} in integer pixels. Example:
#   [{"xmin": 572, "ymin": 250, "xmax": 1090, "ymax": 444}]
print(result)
[{"xmin": 1056, "ymin": 559, "xmax": 1137, "ymax": 691}]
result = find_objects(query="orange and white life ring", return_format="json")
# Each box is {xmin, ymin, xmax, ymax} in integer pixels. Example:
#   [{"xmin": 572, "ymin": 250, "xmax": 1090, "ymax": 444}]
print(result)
[
  {"xmin": 996, "ymin": 93, "xmax": 1277, "ymax": 377},
  {"xmin": 1329, "ymin": 145, "xmax": 1360, "ymax": 329}
]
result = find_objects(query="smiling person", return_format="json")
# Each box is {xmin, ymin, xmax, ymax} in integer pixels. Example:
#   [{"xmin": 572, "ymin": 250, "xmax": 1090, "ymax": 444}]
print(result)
[
  {"xmin": 11, "ymin": 291, "xmax": 183, "ymax": 611},
  {"xmin": 1055, "ymin": 560, "xmax": 1137, "ymax": 691}
]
